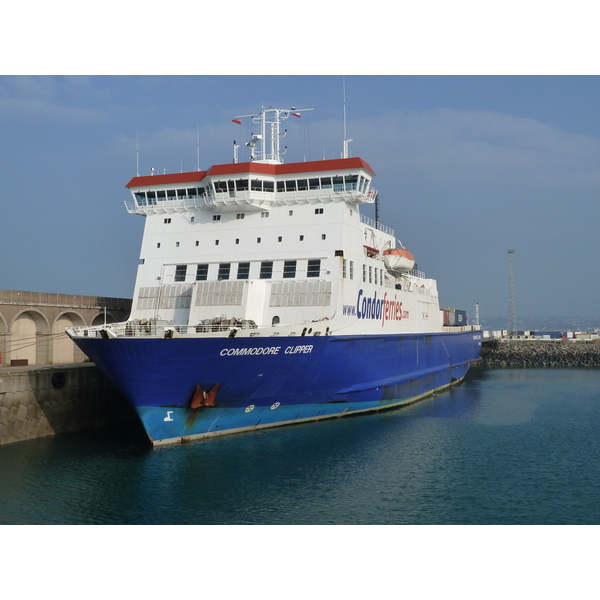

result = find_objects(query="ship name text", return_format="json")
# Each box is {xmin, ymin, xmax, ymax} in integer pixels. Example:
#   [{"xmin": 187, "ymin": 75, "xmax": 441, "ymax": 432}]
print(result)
[{"xmin": 220, "ymin": 345, "xmax": 313, "ymax": 357}]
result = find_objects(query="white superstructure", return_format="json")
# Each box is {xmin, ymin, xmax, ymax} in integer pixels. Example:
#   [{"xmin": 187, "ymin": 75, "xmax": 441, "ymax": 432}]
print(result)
[{"xmin": 121, "ymin": 107, "xmax": 442, "ymax": 337}]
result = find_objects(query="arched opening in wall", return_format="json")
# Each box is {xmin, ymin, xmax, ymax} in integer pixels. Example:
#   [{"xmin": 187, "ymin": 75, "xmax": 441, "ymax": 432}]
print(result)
[
  {"xmin": 0, "ymin": 314, "xmax": 7, "ymax": 365},
  {"xmin": 53, "ymin": 312, "xmax": 86, "ymax": 364},
  {"xmin": 271, "ymin": 315, "xmax": 280, "ymax": 326},
  {"xmin": 92, "ymin": 311, "xmax": 118, "ymax": 326},
  {"xmin": 11, "ymin": 311, "xmax": 50, "ymax": 366}
]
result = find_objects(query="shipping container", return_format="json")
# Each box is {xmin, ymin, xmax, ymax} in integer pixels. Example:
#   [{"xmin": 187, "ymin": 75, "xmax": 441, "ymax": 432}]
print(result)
[{"xmin": 442, "ymin": 308, "xmax": 468, "ymax": 326}]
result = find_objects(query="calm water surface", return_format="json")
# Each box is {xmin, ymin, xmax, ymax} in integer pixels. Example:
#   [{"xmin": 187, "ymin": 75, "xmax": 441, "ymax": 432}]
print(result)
[{"xmin": 1, "ymin": 367, "xmax": 599, "ymax": 525}]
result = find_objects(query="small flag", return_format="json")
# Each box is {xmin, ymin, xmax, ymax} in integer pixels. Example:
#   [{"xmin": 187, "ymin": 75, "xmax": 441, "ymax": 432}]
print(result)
[
  {"xmin": 232, "ymin": 119, "xmax": 242, "ymax": 124},
  {"xmin": 291, "ymin": 113, "xmax": 301, "ymax": 118}
]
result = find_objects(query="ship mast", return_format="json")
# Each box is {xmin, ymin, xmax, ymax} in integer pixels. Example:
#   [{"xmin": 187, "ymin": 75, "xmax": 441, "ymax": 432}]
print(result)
[{"xmin": 233, "ymin": 107, "xmax": 313, "ymax": 164}]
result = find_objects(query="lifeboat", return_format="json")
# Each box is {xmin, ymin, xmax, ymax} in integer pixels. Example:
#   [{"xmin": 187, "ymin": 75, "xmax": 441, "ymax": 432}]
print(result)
[{"xmin": 383, "ymin": 248, "xmax": 415, "ymax": 275}]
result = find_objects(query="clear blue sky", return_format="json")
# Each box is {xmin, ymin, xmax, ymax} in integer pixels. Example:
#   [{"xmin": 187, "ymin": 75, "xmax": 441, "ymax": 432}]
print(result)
[{"xmin": 1, "ymin": 74, "xmax": 599, "ymax": 320}]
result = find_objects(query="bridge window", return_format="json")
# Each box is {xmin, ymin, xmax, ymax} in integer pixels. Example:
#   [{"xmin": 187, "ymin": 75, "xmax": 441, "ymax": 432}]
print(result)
[
  {"xmin": 235, "ymin": 179, "xmax": 248, "ymax": 191},
  {"xmin": 344, "ymin": 174, "xmax": 358, "ymax": 190}
]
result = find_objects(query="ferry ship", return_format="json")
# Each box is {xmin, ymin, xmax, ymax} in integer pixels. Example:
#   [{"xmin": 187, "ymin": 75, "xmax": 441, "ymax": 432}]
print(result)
[{"xmin": 67, "ymin": 107, "xmax": 482, "ymax": 447}]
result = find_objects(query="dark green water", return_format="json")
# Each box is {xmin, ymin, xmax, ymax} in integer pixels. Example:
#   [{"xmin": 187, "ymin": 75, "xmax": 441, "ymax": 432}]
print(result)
[{"xmin": 1, "ymin": 367, "xmax": 599, "ymax": 525}]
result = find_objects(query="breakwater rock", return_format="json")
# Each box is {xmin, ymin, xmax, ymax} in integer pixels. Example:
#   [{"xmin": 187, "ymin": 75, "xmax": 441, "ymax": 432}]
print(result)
[{"xmin": 479, "ymin": 340, "xmax": 600, "ymax": 368}]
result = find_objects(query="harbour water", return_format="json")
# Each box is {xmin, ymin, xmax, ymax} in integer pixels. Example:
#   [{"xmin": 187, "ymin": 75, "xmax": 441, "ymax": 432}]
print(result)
[{"xmin": 1, "ymin": 367, "xmax": 599, "ymax": 525}]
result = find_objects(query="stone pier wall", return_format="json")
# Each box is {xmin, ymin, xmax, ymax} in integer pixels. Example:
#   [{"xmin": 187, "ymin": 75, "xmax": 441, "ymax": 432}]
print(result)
[
  {"xmin": 480, "ymin": 339, "xmax": 600, "ymax": 368},
  {"xmin": 0, "ymin": 363, "xmax": 138, "ymax": 446}
]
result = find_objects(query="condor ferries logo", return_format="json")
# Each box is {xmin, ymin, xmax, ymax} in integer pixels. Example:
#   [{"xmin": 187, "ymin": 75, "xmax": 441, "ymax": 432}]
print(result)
[{"xmin": 342, "ymin": 289, "xmax": 409, "ymax": 327}]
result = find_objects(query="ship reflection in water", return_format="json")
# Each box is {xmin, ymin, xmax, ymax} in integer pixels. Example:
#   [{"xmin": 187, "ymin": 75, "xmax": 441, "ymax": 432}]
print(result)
[{"xmin": 1, "ymin": 367, "xmax": 599, "ymax": 525}]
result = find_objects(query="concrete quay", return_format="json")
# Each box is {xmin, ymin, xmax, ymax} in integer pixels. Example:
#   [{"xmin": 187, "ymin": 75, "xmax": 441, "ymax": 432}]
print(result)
[
  {"xmin": 480, "ymin": 339, "xmax": 600, "ymax": 368},
  {"xmin": 0, "ymin": 362, "xmax": 137, "ymax": 446}
]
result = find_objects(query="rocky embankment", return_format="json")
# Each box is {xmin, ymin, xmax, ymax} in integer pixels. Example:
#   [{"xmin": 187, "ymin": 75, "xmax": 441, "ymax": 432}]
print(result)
[{"xmin": 479, "ymin": 340, "xmax": 600, "ymax": 368}]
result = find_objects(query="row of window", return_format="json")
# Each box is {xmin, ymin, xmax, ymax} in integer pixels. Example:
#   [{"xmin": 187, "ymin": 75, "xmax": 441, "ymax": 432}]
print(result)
[
  {"xmin": 174, "ymin": 259, "xmax": 322, "ymax": 282},
  {"xmin": 157, "ymin": 233, "xmax": 327, "ymax": 250},
  {"xmin": 134, "ymin": 174, "xmax": 370, "ymax": 205},
  {"xmin": 172, "ymin": 258, "xmax": 388, "ymax": 286}
]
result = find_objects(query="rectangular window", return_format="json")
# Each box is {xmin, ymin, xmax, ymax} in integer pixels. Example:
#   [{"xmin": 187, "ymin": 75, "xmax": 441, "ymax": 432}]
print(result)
[
  {"xmin": 215, "ymin": 240, "xmax": 219, "ymax": 246},
  {"xmin": 283, "ymin": 260, "xmax": 297, "ymax": 278},
  {"xmin": 299, "ymin": 235, "xmax": 304, "ymax": 241},
  {"xmin": 174, "ymin": 264, "xmax": 187, "ymax": 282},
  {"xmin": 315, "ymin": 208, "xmax": 323, "ymax": 214},
  {"xmin": 237, "ymin": 262, "xmax": 250, "ymax": 280},
  {"xmin": 375, "ymin": 268, "xmax": 378, "ymax": 285},
  {"xmin": 257, "ymin": 237, "xmax": 261, "ymax": 243},
  {"xmin": 278, "ymin": 236, "xmax": 282, "ymax": 242},
  {"xmin": 342, "ymin": 259, "xmax": 347, "ymax": 279},
  {"xmin": 235, "ymin": 179, "xmax": 248, "ymax": 191},
  {"xmin": 261, "ymin": 212, "xmax": 269, "ymax": 218},
  {"xmin": 344, "ymin": 174, "xmax": 358, "ymax": 190},
  {"xmin": 213, "ymin": 215, "xmax": 221, "ymax": 221},
  {"xmin": 196, "ymin": 264, "xmax": 208, "ymax": 280},
  {"xmin": 321, "ymin": 234, "xmax": 326, "ymax": 240},
  {"xmin": 369, "ymin": 266, "xmax": 372, "ymax": 284},
  {"xmin": 309, "ymin": 178, "xmax": 320, "ymax": 190},
  {"xmin": 362, "ymin": 264, "xmax": 366, "ymax": 283},
  {"xmin": 164, "ymin": 218, "xmax": 171, "ymax": 224},
  {"xmin": 218, "ymin": 263, "xmax": 231, "ymax": 280},
  {"xmin": 235, "ymin": 239, "xmax": 240, "ymax": 244},
  {"xmin": 307, "ymin": 259, "xmax": 320, "ymax": 278},
  {"xmin": 297, "ymin": 179, "xmax": 308, "ymax": 191},
  {"xmin": 260, "ymin": 261, "xmax": 273, "ymax": 279},
  {"xmin": 285, "ymin": 180, "xmax": 297, "ymax": 192},
  {"xmin": 350, "ymin": 261, "xmax": 354, "ymax": 280},
  {"xmin": 236, "ymin": 213, "xmax": 245, "ymax": 220}
]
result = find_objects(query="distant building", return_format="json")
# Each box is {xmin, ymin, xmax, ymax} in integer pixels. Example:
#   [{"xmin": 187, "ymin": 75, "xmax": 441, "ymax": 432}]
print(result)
[{"xmin": 0, "ymin": 289, "xmax": 131, "ymax": 366}]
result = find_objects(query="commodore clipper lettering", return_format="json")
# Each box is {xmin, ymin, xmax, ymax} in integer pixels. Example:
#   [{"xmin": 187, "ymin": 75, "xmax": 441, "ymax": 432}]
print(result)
[{"xmin": 66, "ymin": 106, "xmax": 482, "ymax": 447}]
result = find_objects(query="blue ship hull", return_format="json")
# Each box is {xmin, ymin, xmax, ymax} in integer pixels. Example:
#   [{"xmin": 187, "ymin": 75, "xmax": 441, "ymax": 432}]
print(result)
[{"xmin": 73, "ymin": 329, "xmax": 482, "ymax": 446}]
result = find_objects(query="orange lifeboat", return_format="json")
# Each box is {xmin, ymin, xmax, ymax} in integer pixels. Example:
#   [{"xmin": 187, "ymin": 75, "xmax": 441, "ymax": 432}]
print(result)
[{"xmin": 383, "ymin": 248, "xmax": 415, "ymax": 274}]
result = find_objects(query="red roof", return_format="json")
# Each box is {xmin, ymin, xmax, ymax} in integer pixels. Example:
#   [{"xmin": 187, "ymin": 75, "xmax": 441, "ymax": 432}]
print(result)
[{"xmin": 125, "ymin": 157, "xmax": 375, "ymax": 188}]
